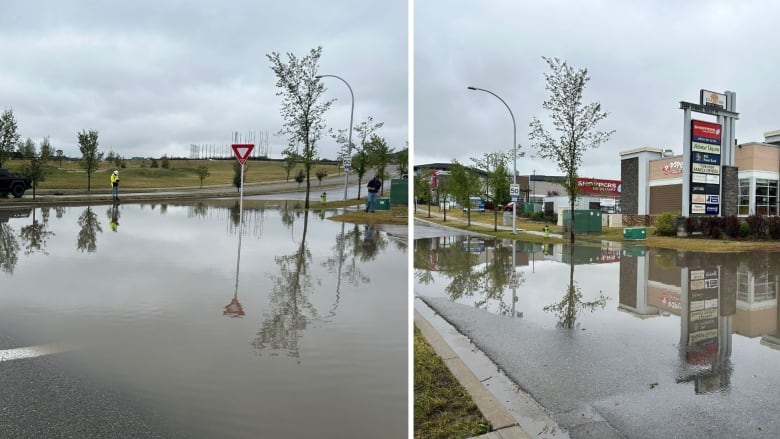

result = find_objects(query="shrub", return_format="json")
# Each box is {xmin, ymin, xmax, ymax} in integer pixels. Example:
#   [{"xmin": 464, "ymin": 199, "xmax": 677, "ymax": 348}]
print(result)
[
  {"xmin": 740, "ymin": 221, "xmax": 750, "ymax": 237},
  {"xmin": 746, "ymin": 215, "xmax": 767, "ymax": 239},
  {"xmin": 723, "ymin": 215, "xmax": 740, "ymax": 238},
  {"xmin": 699, "ymin": 217, "xmax": 724, "ymax": 239},
  {"xmin": 768, "ymin": 216, "xmax": 780, "ymax": 239},
  {"xmin": 654, "ymin": 212, "xmax": 677, "ymax": 236},
  {"xmin": 684, "ymin": 217, "xmax": 700, "ymax": 235}
]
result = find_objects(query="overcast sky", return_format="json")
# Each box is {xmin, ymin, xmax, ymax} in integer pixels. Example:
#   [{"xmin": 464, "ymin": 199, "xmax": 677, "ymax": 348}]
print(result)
[
  {"xmin": 0, "ymin": 0, "xmax": 407, "ymax": 159},
  {"xmin": 414, "ymin": 0, "xmax": 780, "ymax": 180}
]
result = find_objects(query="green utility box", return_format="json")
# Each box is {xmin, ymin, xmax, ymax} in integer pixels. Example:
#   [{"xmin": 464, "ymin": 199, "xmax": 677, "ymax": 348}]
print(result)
[
  {"xmin": 623, "ymin": 227, "xmax": 647, "ymax": 240},
  {"xmin": 389, "ymin": 178, "xmax": 408, "ymax": 205},
  {"xmin": 376, "ymin": 197, "xmax": 390, "ymax": 211},
  {"xmin": 562, "ymin": 210, "xmax": 602, "ymax": 234}
]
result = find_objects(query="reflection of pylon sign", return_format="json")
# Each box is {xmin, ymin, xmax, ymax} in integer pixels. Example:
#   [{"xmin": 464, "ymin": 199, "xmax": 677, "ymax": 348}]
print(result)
[{"xmin": 231, "ymin": 143, "xmax": 255, "ymax": 165}]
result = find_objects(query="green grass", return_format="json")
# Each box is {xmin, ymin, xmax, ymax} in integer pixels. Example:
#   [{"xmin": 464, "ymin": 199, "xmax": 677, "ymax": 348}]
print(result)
[
  {"xmin": 3, "ymin": 158, "xmax": 344, "ymax": 192},
  {"xmin": 416, "ymin": 208, "xmax": 780, "ymax": 253},
  {"xmin": 414, "ymin": 326, "xmax": 491, "ymax": 439}
]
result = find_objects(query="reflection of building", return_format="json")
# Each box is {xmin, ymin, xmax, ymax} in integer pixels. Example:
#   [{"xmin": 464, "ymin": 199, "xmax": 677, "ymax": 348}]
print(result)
[{"xmin": 619, "ymin": 248, "xmax": 780, "ymax": 393}]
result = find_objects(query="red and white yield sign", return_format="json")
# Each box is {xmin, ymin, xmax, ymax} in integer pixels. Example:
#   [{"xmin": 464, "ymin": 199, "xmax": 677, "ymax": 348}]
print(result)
[{"xmin": 231, "ymin": 144, "xmax": 255, "ymax": 165}]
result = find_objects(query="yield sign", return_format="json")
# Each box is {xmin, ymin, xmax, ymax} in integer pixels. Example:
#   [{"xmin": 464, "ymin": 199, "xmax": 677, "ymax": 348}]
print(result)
[{"xmin": 231, "ymin": 144, "xmax": 254, "ymax": 165}]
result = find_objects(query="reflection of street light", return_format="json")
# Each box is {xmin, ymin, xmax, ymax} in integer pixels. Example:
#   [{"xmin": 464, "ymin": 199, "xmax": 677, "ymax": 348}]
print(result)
[
  {"xmin": 468, "ymin": 86, "xmax": 517, "ymax": 234},
  {"xmin": 317, "ymin": 74, "xmax": 354, "ymax": 202}
]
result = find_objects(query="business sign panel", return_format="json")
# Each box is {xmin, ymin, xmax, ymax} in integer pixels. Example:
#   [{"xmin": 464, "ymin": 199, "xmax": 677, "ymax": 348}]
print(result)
[
  {"xmin": 700, "ymin": 89, "xmax": 727, "ymax": 108},
  {"xmin": 689, "ymin": 120, "xmax": 722, "ymax": 216},
  {"xmin": 577, "ymin": 178, "xmax": 621, "ymax": 196}
]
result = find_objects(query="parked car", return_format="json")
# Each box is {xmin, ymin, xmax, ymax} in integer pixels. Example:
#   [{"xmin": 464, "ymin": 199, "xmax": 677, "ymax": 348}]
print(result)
[{"xmin": 0, "ymin": 169, "xmax": 32, "ymax": 198}]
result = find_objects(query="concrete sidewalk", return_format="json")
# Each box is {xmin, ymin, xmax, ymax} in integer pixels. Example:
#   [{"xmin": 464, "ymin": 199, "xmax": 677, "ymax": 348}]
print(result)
[
  {"xmin": 414, "ymin": 206, "xmax": 562, "ymax": 239},
  {"xmin": 415, "ymin": 310, "xmax": 533, "ymax": 439}
]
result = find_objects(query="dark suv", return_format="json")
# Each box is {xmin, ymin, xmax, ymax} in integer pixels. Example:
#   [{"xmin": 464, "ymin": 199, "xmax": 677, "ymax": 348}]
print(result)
[{"xmin": 0, "ymin": 169, "xmax": 33, "ymax": 198}]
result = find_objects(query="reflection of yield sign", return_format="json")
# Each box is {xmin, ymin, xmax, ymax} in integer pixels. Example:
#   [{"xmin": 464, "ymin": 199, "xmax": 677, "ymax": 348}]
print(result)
[{"xmin": 231, "ymin": 143, "xmax": 255, "ymax": 165}]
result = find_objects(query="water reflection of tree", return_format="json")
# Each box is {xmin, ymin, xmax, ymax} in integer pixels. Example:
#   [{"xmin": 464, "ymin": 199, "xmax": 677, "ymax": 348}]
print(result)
[
  {"xmin": 0, "ymin": 222, "xmax": 20, "ymax": 274},
  {"xmin": 253, "ymin": 210, "xmax": 319, "ymax": 358},
  {"xmin": 19, "ymin": 209, "xmax": 54, "ymax": 255},
  {"xmin": 544, "ymin": 245, "xmax": 607, "ymax": 328},
  {"xmin": 76, "ymin": 206, "xmax": 102, "ymax": 253}
]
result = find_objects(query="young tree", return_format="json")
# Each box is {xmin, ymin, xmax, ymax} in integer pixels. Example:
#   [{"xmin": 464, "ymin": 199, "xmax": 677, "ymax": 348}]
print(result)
[
  {"xmin": 20, "ymin": 153, "xmax": 51, "ymax": 199},
  {"xmin": 196, "ymin": 165, "xmax": 210, "ymax": 188},
  {"xmin": 77, "ymin": 129, "xmax": 103, "ymax": 192},
  {"xmin": 347, "ymin": 116, "xmax": 384, "ymax": 199},
  {"xmin": 268, "ymin": 46, "xmax": 333, "ymax": 208},
  {"xmin": 472, "ymin": 151, "xmax": 511, "ymax": 231},
  {"xmin": 55, "ymin": 149, "xmax": 64, "ymax": 166},
  {"xmin": 161, "ymin": 155, "xmax": 171, "ymax": 169},
  {"xmin": 294, "ymin": 169, "xmax": 305, "ymax": 188},
  {"xmin": 448, "ymin": 160, "xmax": 482, "ymax": 227},
  {"xmin": 529, "ymin": 57, "xmax": 614, "ymax": 243},
  {"xmin": 394, "ymin": 144, "xmax": 409, "ymax": 176},
  {"xmin": 20, "ymin": 138, "xmax": 36, "ymax": 160},
  {"xmin": 232, "ymin": 161, "xmax": 246, "ymax": 192},
  {"xmin": 315, "ymin": 167, "xmax": 328, "ymax": 185},
  {"xmin": 0, "ymin": 109, "xmax": 21, "ymax": 167},
  {"xmin": 39, "ymin": 136, "xmax": 53, "ymax": 163},
  {"xmin": 413, "ymin": 169, "xmax": 432, "ymax": 215},
  {"xmin": 282, "ymin": 152, "xmax": 298, "ymax": 182},
  {"xmin": 364, "ymin": 134, "xmax": 394, "ymax": 196}
]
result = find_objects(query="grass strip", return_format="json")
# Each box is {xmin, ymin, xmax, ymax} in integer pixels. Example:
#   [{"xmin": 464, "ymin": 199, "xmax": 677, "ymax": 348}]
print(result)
[{"xmin": 414, "ymin": 326, "xmax": 491, "ymax": 439}]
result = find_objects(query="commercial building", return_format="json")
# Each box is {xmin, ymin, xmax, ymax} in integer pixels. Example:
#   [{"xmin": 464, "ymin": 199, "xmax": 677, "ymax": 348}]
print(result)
[{"xmin": 620, "ymin": 131, "xmax": 780, "ymax": 225}]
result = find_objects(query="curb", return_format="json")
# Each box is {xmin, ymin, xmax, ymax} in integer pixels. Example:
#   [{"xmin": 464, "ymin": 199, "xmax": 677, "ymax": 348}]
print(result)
[{"xmin": 414, "ymin": 310, "xmax": 532, "ymax": 439}]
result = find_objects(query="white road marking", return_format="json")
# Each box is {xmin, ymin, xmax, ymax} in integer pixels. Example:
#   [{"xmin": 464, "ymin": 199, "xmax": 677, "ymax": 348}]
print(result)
[{"xmin": 0, "ymin": 343, "xmax": 75, "ymax": 362}]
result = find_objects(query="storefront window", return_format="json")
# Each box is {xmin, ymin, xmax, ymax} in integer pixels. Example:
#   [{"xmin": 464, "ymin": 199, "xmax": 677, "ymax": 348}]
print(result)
[
  {"xmin": 754, "ymin": 178, "xmax": 778, "ymax": 216},
  {"xmin": 738, "ymin": 178, "xmax": 750, "ymax": 215}
]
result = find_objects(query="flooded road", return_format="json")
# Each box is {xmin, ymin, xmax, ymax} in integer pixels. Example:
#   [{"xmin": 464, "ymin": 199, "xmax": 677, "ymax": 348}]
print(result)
[
  {"xmin": 0, "ymin": 202, "xmax": 407, "ymax": 438},
  {"xmin": 414, "ymin": 226, "xmax": 780, "ymax": 438}
]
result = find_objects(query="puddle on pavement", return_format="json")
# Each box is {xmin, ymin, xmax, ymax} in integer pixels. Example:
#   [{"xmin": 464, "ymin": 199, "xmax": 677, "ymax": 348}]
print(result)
[
  {"xmin": 415, "ymin": 233, "xmax": 780, "ymax": 395},
  {"xmin": 0, "ymin": 201, "xmax": 407, "ymax": 438}
]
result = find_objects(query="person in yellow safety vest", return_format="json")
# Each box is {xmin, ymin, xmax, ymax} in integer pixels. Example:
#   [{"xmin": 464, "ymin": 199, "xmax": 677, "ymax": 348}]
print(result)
[
  {"xmin": 543, "ymin": 224, "xmax": 550, "ymax": 238},
  {"xmin": 110, "ymin": 170, "xmax": 120, "ymax": 201},
  {"xmin": 321, "ymin": 192, "xmax": 327, "ymax": 204}
]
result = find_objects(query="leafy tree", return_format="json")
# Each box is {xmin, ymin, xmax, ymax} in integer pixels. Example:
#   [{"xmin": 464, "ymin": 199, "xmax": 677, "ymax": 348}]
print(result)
[
  {"xmin": 0, "ymin": 108, "xmax": 21, "ymax": 167},
  {"xmin": 39, "ymin": 136, "xmax": 53, "ymax": 162},
  {"xmin": 394, "ymin": 145, "xmax": 409, "ymax": 176},
  {"xmin": 20, "ymin": 138, "xmax": 36, "ymax": 159},
  {"xmin": 294, "ymin": 169, "xmax": 305, "ymax": 187},
  {"xmin": 161, "ymin": 155, "xmax": 170, "ymax": 169},
  {"xmin": 196, "ymin": 165, "xmax": 210, "ymax": 188},
  {"xmin": 315, "ymin": 167, "xmax": 328, "ymax": 185},
  {"xmin": 414, "ymin": 169, "xmax": 432, "ymax": 215},
  {"xmin": 55, "ymin": 149, "xmax": 64, "ymax": 166},
  {"xmin": 341, "ymin": 116, "xmax": 384, "ymax": 199},
  {"xmin": 267, "ymin": 46, "xmax": 334, "ymax": 208},
  {"xmin": 151, "ymin": 158, "xmax": 159, "ymax": 168},
  {"xmin": 364, "ymin": 134, "xmax": 394, "ymax": 196},
  {"xmin": 529, "ymin": 57, "xmax": 614, "ymax": 243},
  {"xmin": 20, "ymin": 154, "xmax": 51, "ymax": 199},
  {"xmin": 232, "ymin": 161, "xmax": 247, "ymax": 192},
  {"xmin": 282, "ymin": 153, "xmax": 298, "ymax": 181},
  {"xmin": 77, "ymin": 129, "xmax": 103, "ymax": 192},
  {"xmin": 448, "ymin": 160, "xmax": 482, "ymax": 227},
  {"xmin": 472, "ymin": 151, "xmax": 511, "ymax": 231}
]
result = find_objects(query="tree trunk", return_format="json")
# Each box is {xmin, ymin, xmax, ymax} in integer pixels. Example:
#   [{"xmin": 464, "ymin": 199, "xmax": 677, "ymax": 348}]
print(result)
[{"xmin": 569, "ymin": 197, "xmax": 576, "ymax": 243}]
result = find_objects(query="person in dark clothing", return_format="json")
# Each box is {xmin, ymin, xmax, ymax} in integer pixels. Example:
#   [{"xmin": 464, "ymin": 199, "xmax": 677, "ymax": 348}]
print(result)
[{"xmin": 366, "ymin": 175, "xmax": 382, "ymax": 212}]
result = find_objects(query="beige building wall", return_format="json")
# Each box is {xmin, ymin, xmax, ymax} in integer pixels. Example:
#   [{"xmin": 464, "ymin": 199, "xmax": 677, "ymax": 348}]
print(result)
[
  {"xmin": 649, "ymin": 156, "xmax": 685, "ymax": 181},
  {"xmin": 735, "ymin": 143, "xmax": 780, "ymax": 173}
]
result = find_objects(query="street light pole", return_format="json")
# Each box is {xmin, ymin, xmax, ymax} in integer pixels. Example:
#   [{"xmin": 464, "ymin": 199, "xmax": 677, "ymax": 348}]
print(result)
[
  {"xmin": 468, "ymin": 86, "xmax": 517, "ymax": 233},
  {"xmin": 317, "ymin": 74, "xmax": 354, "ymax": 202}
]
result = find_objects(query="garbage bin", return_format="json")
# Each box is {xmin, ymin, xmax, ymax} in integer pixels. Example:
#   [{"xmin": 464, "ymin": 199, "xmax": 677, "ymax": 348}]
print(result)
[{"xmin": 376, "ymin": 197, "xmax": 390, "ymax": 211}]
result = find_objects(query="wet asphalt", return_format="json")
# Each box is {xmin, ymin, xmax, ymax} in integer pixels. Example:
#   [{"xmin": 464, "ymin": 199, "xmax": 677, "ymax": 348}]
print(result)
[{"xmin": 418, "ymin": 296, "xmax": 780, "ymax": 439}]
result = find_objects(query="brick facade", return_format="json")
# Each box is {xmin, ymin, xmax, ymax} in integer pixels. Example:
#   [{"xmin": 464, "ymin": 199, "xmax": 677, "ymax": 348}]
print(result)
[{"xmin": 621, "ymin": 157, "xmax": 639, "ymax": 215}]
